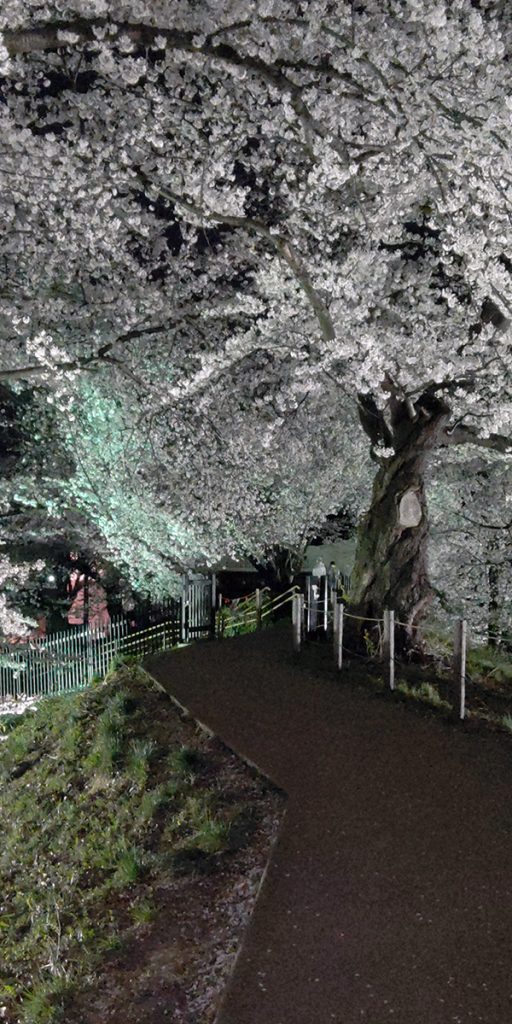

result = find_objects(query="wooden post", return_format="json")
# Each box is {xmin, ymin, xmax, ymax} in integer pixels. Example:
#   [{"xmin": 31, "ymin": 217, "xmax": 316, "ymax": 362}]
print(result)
[
  {"xmin": 336, "ymin": 601, "xmax": 344, "ymax": 671},
  {"xmin": 306, "ymin": 574, "xmax": 312, "ymax": 633},
  {"xmin": 292, "ymin": 593, "xmax": 303, "ymax": 653},
  {"xmin": 216, "ymin": 592, "xmax": 223, "ymax": 640},
  {"xmin": 382, "ymin": 607, "xmax": 389, "ymax": 658},
  {"xmin": 383, "ymin": 609, "xmax": 395, "ymax": 690},
  {"xmin": 256, "ymin": 588, "xmax": 262, "ymax": 630},
  {"xmin": 453, "ymin": 618, "xmax": 467, "ymax": 720}
]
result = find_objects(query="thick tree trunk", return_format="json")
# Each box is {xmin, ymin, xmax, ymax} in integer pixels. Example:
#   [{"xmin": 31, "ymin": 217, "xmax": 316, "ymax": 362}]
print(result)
[
  {"xmin": 350, "ymin": 395, "xmax": 451, "ymax": 652},
  {"xmin": 248, "ymin": 544, "xmax": 303, "ymax": 595}
]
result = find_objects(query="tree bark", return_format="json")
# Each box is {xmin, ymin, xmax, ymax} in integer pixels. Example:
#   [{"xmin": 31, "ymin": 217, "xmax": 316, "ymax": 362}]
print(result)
[
  {"xmin": 248, "ymin": 544, "xmax": 303, "ymax": 595},
  {"xmin": 349, "ymin": 393, "xmax": 451, "ymax": 652}
]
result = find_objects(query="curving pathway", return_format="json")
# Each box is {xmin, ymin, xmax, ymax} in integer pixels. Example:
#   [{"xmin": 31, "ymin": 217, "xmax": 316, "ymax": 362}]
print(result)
[{"xmin": 145, "ymin": 627, "xmax": 512, "ymax": 1024}]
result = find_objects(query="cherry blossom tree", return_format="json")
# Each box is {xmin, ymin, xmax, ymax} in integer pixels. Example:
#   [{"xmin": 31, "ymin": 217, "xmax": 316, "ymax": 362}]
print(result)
[
  {"xmin": 429, "ymin": 449, "xmax": 512, "ymax": 645},
  {"xmin": 0, "ymin": 552, "xmax": 46, "ymax": 637},
  {"xmin": 0, "ymin": 1, "xmax": 510, "ymax": 642},
  {"xmin": 57, "ymin": 375, "xmax": 370, "ymax": 596}
]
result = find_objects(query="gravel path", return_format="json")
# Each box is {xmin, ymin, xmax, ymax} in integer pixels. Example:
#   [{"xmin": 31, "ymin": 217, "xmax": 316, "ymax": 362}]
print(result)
[{"xmin": 146, "ymin": 628, "xmax": 512, "ymax": 1024}]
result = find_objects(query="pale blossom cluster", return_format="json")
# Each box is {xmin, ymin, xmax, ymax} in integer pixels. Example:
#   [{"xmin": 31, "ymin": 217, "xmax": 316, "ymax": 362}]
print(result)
[
  {"xmin": 0, "ymin": 1, "xmax": 509, "ymax": 602},
  {"xmin": 0, "ymin": 552, "xmax": 45, "ymax": 637}
]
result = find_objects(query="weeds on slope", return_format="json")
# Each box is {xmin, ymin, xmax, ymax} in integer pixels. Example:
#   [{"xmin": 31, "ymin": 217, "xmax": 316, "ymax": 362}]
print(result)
[{"xmin": 0, "ymin": 659, "xmax": 276, "ymax": 1024}]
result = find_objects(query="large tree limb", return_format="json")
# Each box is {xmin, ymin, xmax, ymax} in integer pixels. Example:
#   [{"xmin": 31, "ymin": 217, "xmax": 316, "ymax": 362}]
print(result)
[
  {"xmin": 0, "ymin": 321, "xmax": 174, "ymax": 382},
  {"xmin": 442, "ymin": 423, "xmax": 512, "ymax": 454},
  {"xmin": 2, "ymin": 18, "xmax": 358, "ymax": 167},
  {"xmin": 143, "ymin": 180, "xmax": 336, "ymax": 343}
]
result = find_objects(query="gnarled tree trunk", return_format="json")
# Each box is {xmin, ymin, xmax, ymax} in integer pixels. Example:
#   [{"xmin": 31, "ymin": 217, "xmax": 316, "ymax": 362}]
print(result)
[
  {"xmin": 248, "ymin": 544, "xmax": 304, "ymax": 595},
  {"xmin": 349, "ymin": 391, "xmax": 451, "ymax": 651}
]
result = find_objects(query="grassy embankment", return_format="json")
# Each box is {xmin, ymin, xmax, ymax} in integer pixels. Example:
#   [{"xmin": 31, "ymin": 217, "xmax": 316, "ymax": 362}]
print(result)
[{"xmin": 0, "ymin": 658, "xmax": 279, "ymax": 1024}]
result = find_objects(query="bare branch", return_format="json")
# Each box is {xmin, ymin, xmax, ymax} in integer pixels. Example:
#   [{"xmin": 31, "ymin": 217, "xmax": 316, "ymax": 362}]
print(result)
[
  {"xmin": 143, "ymin": 180, "xmax": 336, "ymax": 342},
  {"xmin": 442, "ymin": 423, "xmax": 512, "ymax": 454},
  {"xmin": 0, "ymin": 321, "xmax": 175, "ymax": 382}
]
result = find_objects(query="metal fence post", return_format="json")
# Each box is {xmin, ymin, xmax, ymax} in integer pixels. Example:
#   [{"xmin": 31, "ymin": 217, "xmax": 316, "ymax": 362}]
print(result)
[
  {"xmin": 210, "ymin": 573, "xmax": 217, "ymax": 639},
  {"xmin": 322, "ymin": 574, "xmax": 328, "ymax": 633},
  {"xmin": 454, "ymin": 618, "xmax": 467, "ymax": 720}
]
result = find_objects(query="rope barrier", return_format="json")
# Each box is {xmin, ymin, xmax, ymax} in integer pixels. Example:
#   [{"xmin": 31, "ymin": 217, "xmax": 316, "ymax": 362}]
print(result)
[
  {"xmin": 394, "ymin": 618, "xmax": 423, "ymax": 631},
  {"xmin": 302, "ymin": 601, "xmax": 383, "ymax": 624},
  {"xmin": 341, "ymin": 643, "xmax": 380, "ymax": 662},
  {"xmin": 341, "ymin": 612, "xmax": 384, "ymax": 624}
]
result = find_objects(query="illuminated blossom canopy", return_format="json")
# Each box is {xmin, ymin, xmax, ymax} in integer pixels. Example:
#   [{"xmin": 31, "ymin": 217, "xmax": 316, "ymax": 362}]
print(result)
[{"xmin": 0, "ymin": 1, "xmax": 510, "ymax": 635}]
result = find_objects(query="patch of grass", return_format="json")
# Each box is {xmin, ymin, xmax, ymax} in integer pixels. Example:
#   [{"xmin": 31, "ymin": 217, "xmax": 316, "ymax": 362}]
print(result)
[
  {"xmin": 191, "ymin": 817, "xmax": 231, "ymax": 855},
  {"xmin": 113, "ymin": 847, "xmax": 146, "ymax": 887},
  {"xmin": 501, "ymin": 714, "xmax": 512, "ymax": 733},
  {"xmin": 137, "ymin": 781, "xmax": 177, "ymax": 821},
  {"xmin": 108, "ymin": 653, "xmax": 142, "ymax": 673},
  {"xmin": 130, "ymin": 900, "xmax": 155, "ymax": 926},
  {"xmin": 0, "ymin": 713, "xmax": 26, "ymax": 735},
  {"xmin": 20, "ymin": 977, "xmax": 69, "ymax": 1024},
  {"xmin": 127, "ymin": 738, "xmax": 157, "ymax": 786},
  {"xmin": 167, "ymin": 793, "xmax": 231, "ymax": 855},
  {"xmin": 168, "ymin": 745, "xmax": 203, "ymax": 776},
  {"xmin": 0, "ymin": 664, "xmax": 273, "ymax": 1022},
  {"xmin": 466, "ymin": 645, "xmax": 512, "ymax": 684},
  {"xmin": 423, "ymin": 625, "xmax": 453, "ymax": 659},
  {"xmin": 84, "ymin": 692, "xmax": 129, "ymax": 775},
  {"xmin": 396, "ymin": 680, "xmax": 451, "ymax": 711},
  {"xmin": 224, "ymin": 806, "xmax": 258, "ymax": 851}
]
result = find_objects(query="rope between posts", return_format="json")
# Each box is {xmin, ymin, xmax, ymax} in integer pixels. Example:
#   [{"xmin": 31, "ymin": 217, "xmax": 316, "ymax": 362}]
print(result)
[
  {"xmin": 341, "ymin": 643, "xmax": 380, "ymax": 661},
  {"xmin": 342, "ymin": 606, "xmax": 382, "ymax": 622},
  {"xmin": 302, "ymin": 601, "xmax": 383, "ymax": 624}
]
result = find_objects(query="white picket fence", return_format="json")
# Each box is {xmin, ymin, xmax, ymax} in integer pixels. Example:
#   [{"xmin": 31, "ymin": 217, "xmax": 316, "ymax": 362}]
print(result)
[{"xmin": 0, "ymin": 615, "xmax": 181, "ymax": 701}]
